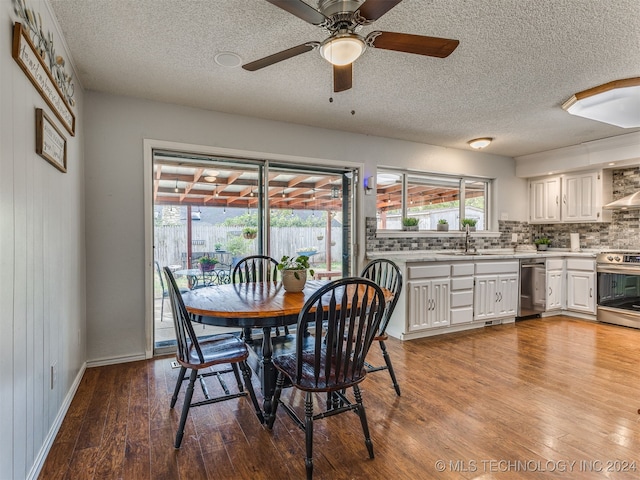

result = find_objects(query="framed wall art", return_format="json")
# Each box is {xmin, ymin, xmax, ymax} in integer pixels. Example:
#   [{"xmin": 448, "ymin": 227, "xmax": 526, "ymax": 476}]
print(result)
[
  {"xmin": 36, "ymin": 108, "xmax": 67, "ymax": 173},
  {"xmin": 13, "ymin": 22, "xmax": 76, "ymax": 136}
]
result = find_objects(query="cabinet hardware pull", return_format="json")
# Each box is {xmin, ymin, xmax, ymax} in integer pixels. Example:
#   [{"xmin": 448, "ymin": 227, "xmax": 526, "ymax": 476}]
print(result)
[
  {"xmin": 549, "ymin": 287, "xmax": 552, "ymax": 296},
  {"xmin": 589, "ymin": 288, "xmax": 593, "ymax": 298}
]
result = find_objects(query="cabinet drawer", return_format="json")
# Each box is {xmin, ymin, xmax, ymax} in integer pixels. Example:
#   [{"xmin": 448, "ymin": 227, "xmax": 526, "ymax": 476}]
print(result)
[
  {"xmin": 546, "ymin": 258, "xmax": 564, "ymax": 270},
  {"xmin": 451, "ymin": 307, "xmax": 473, "ymax": 325},
  {"xmin": 566, "ymin": 258, "xmax": 595, "ymax": 271},
  {"xmin": 408, "ymin": 264, "xmax": 450, "ymax": 279},
  {"xmin": 451, "ymin": 277, "xmax": 473, "ymax": 290},
  {"xmin": 451, "ymin": 263, "xmax": 474, "ymax": 276},
  {"xmin": 451, "ymin": 290, "xmax": 473, "ymax": 308},
  {"xmin": 475, "ymin": 261, "xmax": 519, "ymax": 275}
]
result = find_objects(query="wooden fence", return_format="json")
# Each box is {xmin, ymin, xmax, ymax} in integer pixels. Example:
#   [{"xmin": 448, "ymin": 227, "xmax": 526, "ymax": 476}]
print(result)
[{"xmin": 154, "ymin": 224, "xmax": 342, "ymax": 268}]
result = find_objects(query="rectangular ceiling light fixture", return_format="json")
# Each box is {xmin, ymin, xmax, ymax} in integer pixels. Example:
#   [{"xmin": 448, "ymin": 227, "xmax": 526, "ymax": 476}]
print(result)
[{"xmin": 562, "ymin": 77, "xmax": 640, "ymax": 128}]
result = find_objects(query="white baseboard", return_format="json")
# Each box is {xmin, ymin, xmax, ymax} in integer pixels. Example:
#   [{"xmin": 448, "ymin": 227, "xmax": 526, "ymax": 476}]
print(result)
[
  {"xmin": 26, "ymin": 362, "xmax": 87, "ymax": 480},
  {"xmin": 87, "ymin": 353, "xmax": 147, "ymax": 368}
]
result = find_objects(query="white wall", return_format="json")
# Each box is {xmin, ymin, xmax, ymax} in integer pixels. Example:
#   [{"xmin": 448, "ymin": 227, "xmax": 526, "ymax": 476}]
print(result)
[
  {"xmin": 83, "ymin": 92, "xmax": 525, "ymax": 362},
  {"xmin": 0, "ymin": 1, "xmax": 86, "ymax": 478}
]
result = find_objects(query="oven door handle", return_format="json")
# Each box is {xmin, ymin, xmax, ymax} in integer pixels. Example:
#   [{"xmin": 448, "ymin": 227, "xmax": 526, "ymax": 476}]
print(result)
[{"xmin": 597, "ymin": 265, "xmax": 640, "ymax": 274}]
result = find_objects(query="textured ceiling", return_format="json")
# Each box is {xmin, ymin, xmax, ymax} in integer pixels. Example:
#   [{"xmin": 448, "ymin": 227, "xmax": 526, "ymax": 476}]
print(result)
[{"xmin": 48, "ymin": 0, "xmax": 640, "ymax": 158}]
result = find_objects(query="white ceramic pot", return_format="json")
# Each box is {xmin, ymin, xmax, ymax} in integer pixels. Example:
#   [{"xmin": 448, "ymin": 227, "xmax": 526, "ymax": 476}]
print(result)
[
  {"xmin": 436, "ymin": 224, "xmax": 448, "ymax": 231},
  {"xmin": 282, "ymin": 269, "xmax": 307, "ymax": 293}
]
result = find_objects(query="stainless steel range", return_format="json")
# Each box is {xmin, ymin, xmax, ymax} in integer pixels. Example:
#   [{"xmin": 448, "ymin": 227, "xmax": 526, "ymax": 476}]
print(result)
[{"xmin": 596, "ymin": 252, "xmax": 640, "ymax": 329}]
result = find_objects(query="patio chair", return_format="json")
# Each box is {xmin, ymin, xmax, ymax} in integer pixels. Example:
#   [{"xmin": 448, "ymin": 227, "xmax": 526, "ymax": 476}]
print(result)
[
  {"xmin": 266, "ymin": 277, "xmax": 386, "ymax": 480},
  {"xmin": 163, "ymin": 267, "xmax": 263, "ymax": 448},
  {"xmin": 155, "ymin": 261, "xmax": 188, "ymax": 322},
  {"xmin": 360, "ymin": 259, "xmax": 403, "ymax": 395}
]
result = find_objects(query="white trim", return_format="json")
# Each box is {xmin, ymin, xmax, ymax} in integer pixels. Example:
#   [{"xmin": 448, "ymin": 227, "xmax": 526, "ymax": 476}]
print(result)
[
  {"xmin": 375, "ymin": 230, "xmax": 502, "ymax": 238},
  {"xmin": 87, "ymin": 353, "xmax": 148, "ymax": 368},
  {"xmin": 143, "ymin": 139, "xmax": 365, "ymax": 356},
  {"xmin": 26, "ymin": 362, "xmax": 87, "ymax": 480}
]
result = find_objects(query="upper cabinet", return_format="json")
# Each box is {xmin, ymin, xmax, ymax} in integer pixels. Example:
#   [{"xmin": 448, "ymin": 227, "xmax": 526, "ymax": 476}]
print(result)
[
  {"xmin": 529, "ymin": 176, "xmax": 561, "ymax": 223},
  {"xmin": 529, "ymin": 169, "xmax": 612, "ymax": 224}
]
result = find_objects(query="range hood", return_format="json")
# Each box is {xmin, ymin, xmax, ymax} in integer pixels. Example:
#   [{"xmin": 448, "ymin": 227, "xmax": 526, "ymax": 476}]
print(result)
[{"xmin": 603, "ymin": 191, "xmax": 640, "ymax": 210}]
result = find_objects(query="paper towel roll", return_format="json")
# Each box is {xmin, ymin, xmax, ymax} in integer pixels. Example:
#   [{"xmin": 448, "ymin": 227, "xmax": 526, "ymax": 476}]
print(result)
[{"xmin": 570, "ymin": 233, "xmax": 580, "ymax": 252}]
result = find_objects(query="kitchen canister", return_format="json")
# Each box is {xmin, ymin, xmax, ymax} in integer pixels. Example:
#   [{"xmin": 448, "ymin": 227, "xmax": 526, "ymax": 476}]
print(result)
[{"xmin": 570, "ymin": 233, "xmax": 580, "ymax": 252}]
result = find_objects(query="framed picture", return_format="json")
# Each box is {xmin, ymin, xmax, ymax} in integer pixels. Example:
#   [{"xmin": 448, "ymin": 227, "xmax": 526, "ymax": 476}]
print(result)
[{"xmin": 36, "ymin": 108, "xmax": 67, "ymax": 173}]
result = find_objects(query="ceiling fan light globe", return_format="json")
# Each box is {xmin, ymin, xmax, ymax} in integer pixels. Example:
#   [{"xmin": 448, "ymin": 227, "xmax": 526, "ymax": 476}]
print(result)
[{"xmin": 320, "ymin": 35, "xmax": 365, "ymax": 66}]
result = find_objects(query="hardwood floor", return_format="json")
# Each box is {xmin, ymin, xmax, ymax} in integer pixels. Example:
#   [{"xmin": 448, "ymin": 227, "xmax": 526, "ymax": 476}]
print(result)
[{"xmin": 39, "ymin": 317, "xmax": 640, "ymax": 479}]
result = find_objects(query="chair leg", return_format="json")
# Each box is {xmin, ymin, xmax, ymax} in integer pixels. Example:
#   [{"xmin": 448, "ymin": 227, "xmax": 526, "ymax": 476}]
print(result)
[
  {"xmin": 353, "ymin": 385, "xmax": 374, "ymax": 459},
  {"xmin": 160, "ymin": 296, "xmax": 165, "ymax": 322},
  {"xmin": 231, "ymin": 363, "xmax": 243, "ymax": 392},
  {"xmin": 304, "ymin": 391, "xmax": 314, "ymax": 480},
  {"xmin": 175, "ymin": 369, "xmax": 198, "ymax": 448},
  {"xmin": 379, "ymin": 340, "xmax": 401, "ymax": 396},
  {"xmin": 267, "ymin": 372, "xmax": 285, "ymax": 429},
  {"xmin": 170, "ymin": 366, "xmax": 187, "ymax": 408},
  {"xmin": 240, "ymin": 361, "xmax": 264, "ymax": 424}
]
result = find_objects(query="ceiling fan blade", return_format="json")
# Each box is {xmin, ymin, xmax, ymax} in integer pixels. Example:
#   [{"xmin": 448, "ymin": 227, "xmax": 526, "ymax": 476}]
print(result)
[
  {"xmin": 265, "ymin": 0, "xmax": 327, "ymax": 25},
  {"xmin": 333, "ymin": 64, "xmax": 352, "ymax": 92},
  {"xmin": 358, "ymin": 0, "xmax": 403, "ymax": 21},
  {"xmin": 369, "ymin": 31, "xmax": 459, "ymax": 58},
  {"xmin": 242, "ymin": 42, "xmax": 318, "ymax": 71}
]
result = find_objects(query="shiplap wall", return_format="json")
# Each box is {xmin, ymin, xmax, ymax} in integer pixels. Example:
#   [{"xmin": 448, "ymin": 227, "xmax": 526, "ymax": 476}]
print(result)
[{"xmin": 0, "ymin": 2, "xmax": 86, "ymax": 479}]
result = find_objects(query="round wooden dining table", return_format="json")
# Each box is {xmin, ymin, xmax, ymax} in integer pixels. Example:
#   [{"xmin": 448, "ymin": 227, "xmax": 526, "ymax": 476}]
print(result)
[{"xmin": 181, "ymin": 280, "xmax": 329, "ymax": 415}]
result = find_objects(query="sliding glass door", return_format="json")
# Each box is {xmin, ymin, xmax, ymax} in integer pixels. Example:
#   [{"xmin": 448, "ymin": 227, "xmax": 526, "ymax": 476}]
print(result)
[{"xmin": 151, "ymin": 150, "xmax": 355, "ymax": 354}]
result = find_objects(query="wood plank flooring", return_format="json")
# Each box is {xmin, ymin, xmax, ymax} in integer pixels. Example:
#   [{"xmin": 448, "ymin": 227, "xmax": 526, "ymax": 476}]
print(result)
[{"xmin": 39, "ymin": 317, "xmax": 640, "ymax": 479}]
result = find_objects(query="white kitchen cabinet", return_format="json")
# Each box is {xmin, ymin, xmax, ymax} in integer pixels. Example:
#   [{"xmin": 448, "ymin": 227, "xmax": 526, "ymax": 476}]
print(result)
[
  {"xmin": 546, "ymin": 258, "xmax": 565, "ymax": 311},
  {"xmin": 566, "ymin": 258, "xmax": 596, "ymax": 314},
  {"xmin": 529, "ymin": 176, "xmax": 561, "ymax": 223},
  {"xmin": 450, "ymin": 263, "xmax": 475, "ymax": 325},
  {"xmin": 407, "ymin": 279, "xmax": 450, "ymax": 331},
  {"xmin": 529, "ymin": 169, "xmax": 611, "ymax": 224},
  {"xmin": 474, "ymin": 261, "xmax": 519, "ymax": 322},
  {"xmin": 406, "ymin": 264, "xmax": 450, "ymax": 332}
]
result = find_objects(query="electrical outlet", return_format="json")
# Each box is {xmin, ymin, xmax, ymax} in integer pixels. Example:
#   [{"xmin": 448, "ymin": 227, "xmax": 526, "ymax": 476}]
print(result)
[
  {"xmin": 511, "ymin": 233, "xmax": 518, "ymax": 243},
  {"xmin": 50, "ymin": 362, "xmax": 57, "ymax": 390}
]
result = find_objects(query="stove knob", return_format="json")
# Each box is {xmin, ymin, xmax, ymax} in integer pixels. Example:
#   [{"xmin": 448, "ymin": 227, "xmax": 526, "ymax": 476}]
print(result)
[
  {"xmin": 614, "ymin": 256, "xmax": 621, "ymax": 262},
  {"xmin": 607, "ymin": 255, "xmax": 614, "ymax": 261}
]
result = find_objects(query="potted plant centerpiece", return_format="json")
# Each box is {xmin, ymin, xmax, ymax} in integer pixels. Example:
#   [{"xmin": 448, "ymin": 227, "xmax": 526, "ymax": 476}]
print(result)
[
  {"xmin": 198, "ymin": 255, "xmax": 219, "ymax": 272},
  {"xmin": 437, "ymin": 219, "xmax": 449, "ymax": 231},
  {"xmin": 242, "ymin": 227, "xmax": 257, "ymax": 240},
  {"xmin": 277, "ymin": 255, "xmax": 315, "ymax": 293},
  {"xmin": 402, "ymin": 217, "xmax": 419, "ymax": 231},
  {"xmin": 461, "ymin": 218, "xmax": 477, "ymax": 231},
  {"xmin": 535, "ymin": 236, "xmax": 551, "ymax": 251}
]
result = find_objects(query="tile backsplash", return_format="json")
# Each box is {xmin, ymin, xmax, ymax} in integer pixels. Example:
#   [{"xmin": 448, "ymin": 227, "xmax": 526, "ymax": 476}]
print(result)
[{"xmin": 366, "ymin": 166, "xmax": 640, "ymax": 253}]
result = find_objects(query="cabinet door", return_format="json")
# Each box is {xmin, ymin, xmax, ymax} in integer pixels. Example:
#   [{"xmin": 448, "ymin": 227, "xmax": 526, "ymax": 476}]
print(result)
[
  {"xmin": 529, "ymin": 177, "xmax": 560, "ymax": 223},
  {"xmin": 407, "ymin": 281, "xmax": 431, "ymax": 331},
  {"xmin": 562, "ymin": 172, "xmax": 597, "ymax": 221},
  {"xmin": 474, "ymin": 276, "xmax": 498, "ymax": 321},
  {"xmin": 431, "ymin": 279, "xmax": 450, "ymax": 328},
  {"xmin": 497, "ymin": 274, "xmax": 518, "ymax": 317},
  {"xmin": 546, "ymin": 270, "xmax": 564, "ymax": 310},
  {"xmin": 567, "ymin": 271, "xmax": 596, "ymax": 314}
]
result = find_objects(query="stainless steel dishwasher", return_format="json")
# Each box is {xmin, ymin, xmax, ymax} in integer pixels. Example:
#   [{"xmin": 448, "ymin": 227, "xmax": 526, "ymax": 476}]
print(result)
[{"xmin": 518, "ymin": 258, "xmax": 546, "ymax": 318}]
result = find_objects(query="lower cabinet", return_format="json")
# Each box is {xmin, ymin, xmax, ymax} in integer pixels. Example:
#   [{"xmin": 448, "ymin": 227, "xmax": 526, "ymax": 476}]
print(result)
[
  {"xmin": 567, "ymin": 271, "xmax": 596, "ymax": 313},
  {"xmin": 473, "ymin": 274, "xmax": 518, "ymax": 321},
  {"xmin": 473, "ymin": 261, "xmax": 519, "ymax": 322},
  {"xmin": 546, "ymin": 258, "xmax": 565, "ymax": 311},
  {"xmin": 407, "ymin": 278, "xmax": 450, "ymax": 331}
]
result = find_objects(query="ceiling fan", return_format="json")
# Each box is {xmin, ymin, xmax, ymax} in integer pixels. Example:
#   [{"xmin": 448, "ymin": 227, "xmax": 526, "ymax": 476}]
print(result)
[{"xmin": 242, "ymin": 0, "xmax": 459, "ymax": 92}]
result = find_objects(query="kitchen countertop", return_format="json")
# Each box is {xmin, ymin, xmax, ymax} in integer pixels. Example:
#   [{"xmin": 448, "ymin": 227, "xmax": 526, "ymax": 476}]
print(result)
[{"xmin": 366, "ymin": 248, "xmax": 599, "ymax": 263}]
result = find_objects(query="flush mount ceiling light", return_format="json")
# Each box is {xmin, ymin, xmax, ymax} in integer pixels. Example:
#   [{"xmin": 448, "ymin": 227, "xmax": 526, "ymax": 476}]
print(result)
[
  {"xmin": 562, "ymin": 77, "xmax": 640, "ymax": 128},
  {"xmin": 467, "ymin": 137, "xmax": 493, "ymax": 149},
  {"xmin": 319, "ymin": 33, "xmax": 365, "ymax": 66},
  {"xmin": 203, "ymin": 170, "xmax": 219, "ymax": 182}
]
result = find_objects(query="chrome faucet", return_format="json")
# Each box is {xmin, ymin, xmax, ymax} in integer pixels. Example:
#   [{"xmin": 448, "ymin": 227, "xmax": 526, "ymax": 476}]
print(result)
[{"xmin": 464, "ymin": 225, "xmax": 473, "ymax": 253}]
